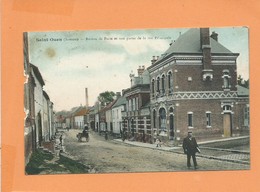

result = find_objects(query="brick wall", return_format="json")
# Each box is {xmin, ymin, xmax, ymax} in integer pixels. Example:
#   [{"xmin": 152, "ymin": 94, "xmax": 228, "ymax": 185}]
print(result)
[
  {"xmin": 175, "ymin": 64, "xmax": 237, "ymax": 92},
  {"xmin": 175, "ymin": 99, "xmax": 224, "ymax": 140}
]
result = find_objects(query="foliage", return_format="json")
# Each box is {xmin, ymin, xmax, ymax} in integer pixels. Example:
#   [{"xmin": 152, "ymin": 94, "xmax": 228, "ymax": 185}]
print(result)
[
  {"xmin": 97, "ymin": 91, "xmax": 116, "ymax": 106},
  {"xmin": 237, "ymin": 75, "xmax": 249, "ymax": 89}
]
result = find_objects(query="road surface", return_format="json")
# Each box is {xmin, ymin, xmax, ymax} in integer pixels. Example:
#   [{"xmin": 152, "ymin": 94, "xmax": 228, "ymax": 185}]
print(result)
[{"xmin": 62, "ymin": 129, "xmax": 250, "ymax": 174}]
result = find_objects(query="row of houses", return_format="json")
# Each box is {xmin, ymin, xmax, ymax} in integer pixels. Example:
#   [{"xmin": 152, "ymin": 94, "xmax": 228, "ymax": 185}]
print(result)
[
  {"xmin": 24, "ymin": 33, "xmax": 56, "ymax": 164},
  {"xmin": 86, "ymin": 28, "xmax": 249, "ymax": 145},
  {"xmin": 55, "ymin": 106, "xmax": 88, "ymax": 130}
]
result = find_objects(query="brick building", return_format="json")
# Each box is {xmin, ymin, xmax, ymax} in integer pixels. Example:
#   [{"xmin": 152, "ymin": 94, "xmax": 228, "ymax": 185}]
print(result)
[
  {"xmin": 122, "ymin": 66, "xmax": 152, "ymax": 143},
  {"xmin": 147, "ymin": 28, "xmax": 249, "ymax": 144}
]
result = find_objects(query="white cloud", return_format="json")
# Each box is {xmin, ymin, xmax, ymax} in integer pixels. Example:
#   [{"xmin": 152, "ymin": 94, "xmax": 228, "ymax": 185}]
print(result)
[{"xmin": 40, "ymin": 51, "xmax": 130, "ymax": 110}]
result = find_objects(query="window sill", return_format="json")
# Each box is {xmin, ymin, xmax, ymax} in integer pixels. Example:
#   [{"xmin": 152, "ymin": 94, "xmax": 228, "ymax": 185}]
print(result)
[{"xmin": 223, "ymin": 88, "xmax": 231, "ymax": 91}]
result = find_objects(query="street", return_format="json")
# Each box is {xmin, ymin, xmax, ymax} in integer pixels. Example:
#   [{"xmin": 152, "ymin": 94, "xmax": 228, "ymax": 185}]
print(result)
[{"xmin": 61, "ymin": 129, "xmax": 250, "ymax": 174}]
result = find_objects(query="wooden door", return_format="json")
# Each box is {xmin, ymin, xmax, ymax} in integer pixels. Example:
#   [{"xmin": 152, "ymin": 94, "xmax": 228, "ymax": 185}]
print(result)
[{"xmin": 223, "ymin": 113, "xmax": 232, "ymax": 137}]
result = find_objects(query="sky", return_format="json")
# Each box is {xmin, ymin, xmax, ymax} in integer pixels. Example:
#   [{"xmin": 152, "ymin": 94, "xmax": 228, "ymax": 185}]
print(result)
[{"xmin": 28, "ymin": 27, "xmax": 249, "ymax": 111}]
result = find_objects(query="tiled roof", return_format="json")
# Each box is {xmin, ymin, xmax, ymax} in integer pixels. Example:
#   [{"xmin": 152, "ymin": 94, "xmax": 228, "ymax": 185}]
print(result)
[
  {"xmin": 164, "ymin": 28, "xmax": 232, "ymax": 54},
  {"xmin": 237, "ymin": 85, "xmax": 249, "ymax": 96},
  {"xmin": 74, "ymin": 107, "xmax": 88, "ymax": 116},
  {"xmin": 30, "ymin": 63, "xmax": 45, "ymax": 86},
  {"xmin": 99, "ymin": 99, "xmax": 117, "ymax": 112},
  {"xmin": 113, "ymin": 96, "xmax": 127, "ymax": 108},
  {"xmin": 153, "ymin": 28, "xmax": 237, "ymax": 65},
  {"xmin": 43, "ymin": 90, "xmax": 50, "ymax": 100}
]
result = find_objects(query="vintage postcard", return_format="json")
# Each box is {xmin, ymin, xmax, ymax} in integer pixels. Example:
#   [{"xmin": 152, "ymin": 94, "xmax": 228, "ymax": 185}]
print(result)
[{"xmin": 24, "ymin": 27, "xmax": 249, "ymax": 175}]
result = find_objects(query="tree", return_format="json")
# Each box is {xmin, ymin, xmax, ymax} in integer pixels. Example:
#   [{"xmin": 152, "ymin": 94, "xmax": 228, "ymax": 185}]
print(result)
[
  {"xmin": 237, "ymin": 75, "xmax": 249, "ymax": 89},
  {"xmin": 97, "ymin": 91, "xmax": 116, "ymax": 106}
]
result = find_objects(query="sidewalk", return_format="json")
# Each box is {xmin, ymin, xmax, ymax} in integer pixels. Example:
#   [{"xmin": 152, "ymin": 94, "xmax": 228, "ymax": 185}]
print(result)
[
  {"xmin": 114, "ymin": 136, "xmax": 249, "ymax": 151},
  {"xmin": 113, "ymin": 137, "xmax": 250, "ymax": 165},
  {"xmin": 113, "ymin": 139, "xmax": 181, "ymax": 152}
]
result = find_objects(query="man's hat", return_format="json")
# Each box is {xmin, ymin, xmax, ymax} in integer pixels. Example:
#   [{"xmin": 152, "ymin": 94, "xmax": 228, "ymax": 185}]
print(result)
[{"xmin": 188, "ymin": 131, "xmax": 192, "ymax": 133}]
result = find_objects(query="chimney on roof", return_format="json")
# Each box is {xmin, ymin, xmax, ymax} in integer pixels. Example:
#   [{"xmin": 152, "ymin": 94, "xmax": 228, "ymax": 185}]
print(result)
[
  {"xmin": 151, "ymin": 56, "xmax": 157, "ymax": 65},
  {"xmin": 137, "ymin": 65, "xmax": 145, "ymax": 76},
  {"xmin": 210, "ymin": 31, "xmax": 218, "ymax": 42},
  {"xmin": 85, "ymin": 88, "xmax": 89, "ymax": 110},
  {"xmin": 200, "ymin": 28, "xmax": 210, "ymax": 47},
  {"xmin": 130, "ymin": 70, "xmax": 135, "ymax": 87},
  {"xmin": 200, "ymin": 28, "xmax": 212, "ymax": 70}
]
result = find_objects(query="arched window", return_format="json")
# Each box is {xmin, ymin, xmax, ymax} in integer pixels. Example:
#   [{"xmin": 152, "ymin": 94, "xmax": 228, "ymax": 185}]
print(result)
[
  {"xmin": 161, "ymin": 74, "xmax": 165, "ymax": 94},
  {"xmin": 151, "ymin": 79, "xmax": 155, "ymax": 96},
  {"xmin": 157, "ymin": 77, "xmax": 160, "ymax": 93},
  {"xmin": 169, "ymin": 107, "xmax": 174, "ymax": 139},
  {"xmin": 168, "ymin": 71, "xmax": 173, "ymax": 94},
  {"xmin": 223, "ymin": 105, "xmax": 231, "ymax": 111},
  {"xmin": 222, "ymin": 70, "xmax": 231, "ymax": 89},
  {"xmin": 224, "ymin": 77, "xmax": 230, "ymax": 88},
  {"xmin": 159, "ymin": 108, "xmax": 166, "ymax": 133}
]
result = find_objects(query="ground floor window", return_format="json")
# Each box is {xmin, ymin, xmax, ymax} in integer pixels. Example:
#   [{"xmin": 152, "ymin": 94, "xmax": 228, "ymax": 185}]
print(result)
[
  {"xmin": 169, "ymin": 114, "xmax": 174, "ymax": 138},
  {"xmin": 153, "ymin": 110, "xmax": 156, "ymax": 128},
  {"xmin": 244, "ymin": 105, "xmax": 250, "ymax": 126},
  {"xmin": 159, "ymin": 108, "xmax": 166, "ymax": 134},
  {"xmin": 206, "ymin": 112, "xmax": 211, "ymax": 127}
]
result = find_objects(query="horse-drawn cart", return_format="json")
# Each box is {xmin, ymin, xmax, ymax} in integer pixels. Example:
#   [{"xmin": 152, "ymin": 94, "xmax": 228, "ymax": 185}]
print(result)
[{"xmin": 76, "ymin": 131, "xmax": 89, "ymax": 142}]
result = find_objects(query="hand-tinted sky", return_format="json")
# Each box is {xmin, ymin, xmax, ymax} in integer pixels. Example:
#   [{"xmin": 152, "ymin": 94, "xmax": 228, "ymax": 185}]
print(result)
[{"xmin": 28, "ymin": 27, "xmax": 249, "ymax": 111}]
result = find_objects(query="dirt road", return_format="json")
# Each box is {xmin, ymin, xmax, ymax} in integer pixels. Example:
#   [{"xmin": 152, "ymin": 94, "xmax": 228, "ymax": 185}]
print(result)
[{"xmin": 62, "ymin": 129, "xmax": 249, "ymax": 174}]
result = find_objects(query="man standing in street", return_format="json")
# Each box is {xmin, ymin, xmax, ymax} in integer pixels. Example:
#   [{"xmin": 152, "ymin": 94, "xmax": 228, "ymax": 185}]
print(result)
[{"xmin": 182, "ymin": 131, "xmax": 200, "ymax": 169}]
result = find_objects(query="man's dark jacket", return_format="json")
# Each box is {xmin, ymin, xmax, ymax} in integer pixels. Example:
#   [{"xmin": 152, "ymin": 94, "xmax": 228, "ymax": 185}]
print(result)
[{"xmin": 182, "ymin": 136, "xmax": 199, "ymax": 154}]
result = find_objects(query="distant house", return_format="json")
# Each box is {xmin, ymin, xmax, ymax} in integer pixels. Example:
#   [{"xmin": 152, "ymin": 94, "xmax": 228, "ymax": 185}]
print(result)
[
  {"xmin": 99, "ymin": 106, "xmax": 107, "ymax": 132},
  {"xmin": 112, "ymin": 95, "xmax": 127, "ymax": 136},
  {"xmin": 56, "ymin": 114, "xmax": 66, "ymax": 128},
  {"xmin": 105, "ymin": 100, "xmax": 118, "ymax": 133},
  {"xmin": 73, "ymin": 107, "xmax": 88, "ymax": 129},
  {"xmin": 87, "ymin": 106, "xmax": 95, "ymax": 130},
  {"xmin": 99, "ymin": 99, "xmax": 117, "ymax": 133},
  {"xmin": 94, "ymin": 101, "xmax": 101, "ymax": 132},
  {"xmin": 65, "ymin": 106, "xmax": 84, "ymax": 129}
]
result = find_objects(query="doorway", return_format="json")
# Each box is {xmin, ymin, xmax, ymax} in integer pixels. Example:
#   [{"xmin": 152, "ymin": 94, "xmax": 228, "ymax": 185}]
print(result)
[
  {"xmin": 223, "ymin": 113, "xmax": 232, "ymax": 137},
  {"xmin": 37, "ymin": 112, "xmax": 43, "ymax": 146}
]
